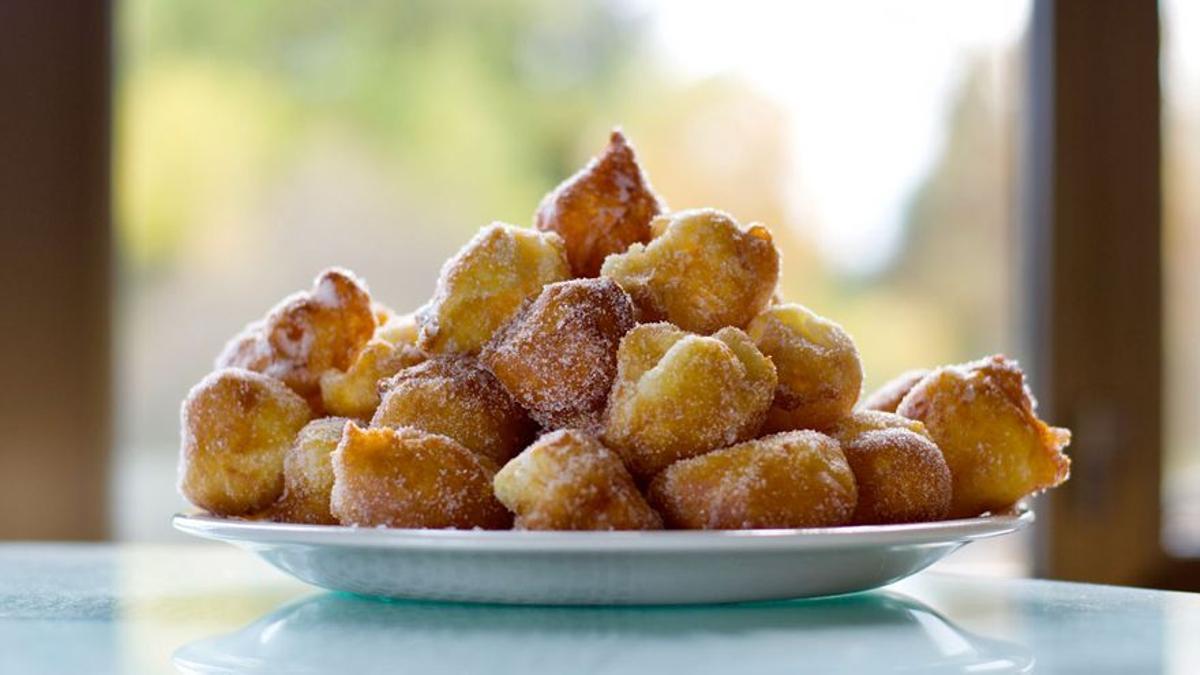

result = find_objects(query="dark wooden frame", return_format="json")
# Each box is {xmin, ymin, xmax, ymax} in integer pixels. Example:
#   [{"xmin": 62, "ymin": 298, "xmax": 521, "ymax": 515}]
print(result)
[
  {"xmin": 0, "ymin": 2, "xmax": 112, "ymax": 539},
  {"xmin": 1026, "ymin": 0, "xmax": 1200, "ymax": 589}
]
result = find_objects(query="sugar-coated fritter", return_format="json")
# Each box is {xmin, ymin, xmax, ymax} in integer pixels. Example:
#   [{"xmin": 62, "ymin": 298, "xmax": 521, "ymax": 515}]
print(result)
[
  {"xmin": 371, "ymin": 301, "xmax": 396, "ymax": 327},
  {"xmin": 828, "ymin": 409, "xmax": 930, "ymax": 438},
  {"xmin": 897, "ymin": 355, "xmax": 1071, "ymax": 518},
  {"xmin": 828, "ymin": 411, "xmax": 951, "ymax": 525},
  {"xmin": 417, "ymin": 223, "xmax": 570, "ymax": 355},
  {"xmin": 376, "ymin": 310, "xmax": 421, "ymax": 346},
  {"xmin": 481, "ymin": 278, "xmax": 635, "ymax": 431},
  {"xmin": 600, "ymin": 208, "xmax": 779, "ymax": 334},
  {"xmin": 178, "ymin": 368, "xmax": 312, "ymax": 516},
  {"xmin": 602, "ymin": 323, "xmax": 777, "ymax": 480},
  {"xmin": 372, "ymin": 356, "xmax": 535, "ymax": 467},
  {"xmin": 319, "ymin": 313, "xmax": 426, "ymax": 419},
  {"xmin": 330, "ymin": 423, "xmax": 511, "ymax": 529},
  {"xmin": 217, "ymin": 268, "xmax": 376, "ymax": 411},
  {"xmin": 216, "ymin": 320, "xmax": 269, "ymax": 372},
  {"xmin": 861, "ymin": 369, "xmax": 930, "ymax": 413},
  {"xmin": 746, "ymin": 303, "xmax": 863, "ymax": 433},
  {"xmin": 493, "ymin": 429, "xmax": 663, "ymax": 530},
  {"xmin": 648, "ymin": 430, "xmax": 857, "ymax": 529},
  {"xmin": 269, "ymin": 417, "xmax": 349, "ymax": 525},
  {"xmin": 534, "ymin": 130, "xmax": 665, "ymax": 277}
]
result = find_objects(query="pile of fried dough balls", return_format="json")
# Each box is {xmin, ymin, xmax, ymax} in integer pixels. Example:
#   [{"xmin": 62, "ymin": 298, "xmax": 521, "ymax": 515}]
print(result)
[{"xmin": 179, "ymin": 131, "xmax": 1071, "ymax": 531}]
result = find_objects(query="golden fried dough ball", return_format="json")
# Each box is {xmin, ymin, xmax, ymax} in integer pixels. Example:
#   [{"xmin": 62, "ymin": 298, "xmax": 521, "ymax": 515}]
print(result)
[
  {"xmin": 372, "ymin": 356, "xmax": 535, "ymax": 466},
  {"xmin": 494, "ymin": 429, "xmax": 663, "ymax": 531},
  {"xmin": 897, "ymin": 355, "xmax": 1071, "ymax": 518},
  {"xmin": 417, "ymin": 223, "xmax": 570, "ymax": 355},
  {"xmin": 217, "ymin": 268, "xmax": 376, "ymax": 410},
  {"xmin": 534, "ymin": 130, "xmax": 664, "ymax": 277},
  {"xmin": 600, "ymin": 208, "xmax": 780, "ymax": 334},
  {"xmin": 746, "ymin": 303, "xmax": 863, "ymax": 433},
  {"xmin": 179, "ymin": 368, "xmax": 312, "ymax": 516},
  {"xmin": 376, "ymin": 311, "xmax": 421, "ymax": 347},
  {"xmin": 269, "ymin": 417, "xmax": 349, "ymax": 525},
  {"xmin": 648, "ymin": 430, "xmax": 857, "ymax": 529},
  {"xmin": 319, "ymin": 314, "xmax": 426, "ymax": 420},
  {"xmin": 481, "ymin": 278, "xmax": 635, "ymax": 430},
  {"xmin": 828, "ymin": 409, "xmax": 930, "ymax": 439},
  {"xmin": 828, "ymin": 412, "xmax": 951, "ymax": 525},
  {"xmin": 216, "ymin": 320, "xmax": 270, "ymax": 372},
  {"xmin": 330, "ymin": 424, "xmax": 511, "ymax": 529},
  {"xmin": 861, "ymin": 369, "xmax": 930, "ymax": 413},
  {"xmin": 602, "ymin": 323, "xmax": 777, "ymax": 480}
]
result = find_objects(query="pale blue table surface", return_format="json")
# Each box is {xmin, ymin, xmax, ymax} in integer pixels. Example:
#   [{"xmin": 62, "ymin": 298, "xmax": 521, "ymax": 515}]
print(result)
[{"xmin": 1, "ymin": 543, "xmax": 1198, "ymax": 674}]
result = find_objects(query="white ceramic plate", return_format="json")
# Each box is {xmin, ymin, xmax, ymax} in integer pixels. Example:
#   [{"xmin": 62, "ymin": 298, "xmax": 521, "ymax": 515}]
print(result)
[{"xmin": 173, "ymin": 507, "xmax": 1031, "ymax": 605}]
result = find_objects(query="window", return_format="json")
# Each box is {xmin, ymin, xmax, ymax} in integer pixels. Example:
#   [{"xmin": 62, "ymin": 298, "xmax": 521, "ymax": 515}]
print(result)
[
  {"xmin": 113, "ymin": 1, "xmax": 1032, "ymax": 562},
  {"xmin": 1163, "ymin": 0, "xmax": 1200, "ymax": 555}
]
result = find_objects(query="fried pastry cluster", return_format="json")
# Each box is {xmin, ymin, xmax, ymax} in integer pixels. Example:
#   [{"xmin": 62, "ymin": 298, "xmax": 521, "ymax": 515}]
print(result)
[
  {"xmin": 268, "ymin": 416, "xmax": 348, "ymax": 525},
  {"xmin": 747, "ymin": 303, "xmax": 863, "ymax": 433},
  {"xmin": 417, "ymin": 223, "xmax": 570, "ymax": 355},
  {"xmin": 536, "ymin": 130, "xmax": 664, "ymax": 277},
  {"xmin": 179, "ymin": 129, "xmax": 1070, "ymax": 531},
  {"xmin": 602, "ymin": 323, "xmax": 777, "ymax": 480},
  {"xmin": 601, "ymin": 208, "xmax": 779, "ymax": 333},
  {"xmin": 217, "ymin": 268, "xmax": 376, "ymax": 412},
  {"xmin": 331, "ymin": 423, "xmax": 511, "ymax": 529},
  {"xmin": 649, "ymin": 431, "xmax": 858, "ymax": 529},
  {"xmin": 481, "ymin": 278, "xmax": 635, "ymax": 430},
  {"xmin": 894, "ymin": 356, "xmax": 1071, "ymax": 518},
  {"xmin": 494, "ymin": 429, "xmax": 662, "ymax": 530},
  {"xmin": 372, "ymin": 355, "xmax": 535, "ymax": 467}
]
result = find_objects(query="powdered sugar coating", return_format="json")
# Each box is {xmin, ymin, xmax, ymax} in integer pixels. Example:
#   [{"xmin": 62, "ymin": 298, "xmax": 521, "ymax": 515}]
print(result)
[
  {"xmin": 897, "ymin": 354, "xmax": 1071, "ymax": 518},
  {"xmin": 493, "ymin": 429, "xmax": 662, "ymax": 530},
  {"xmin": 217, "ymin": 268, "xmax": 376, "ymax": 412},
  {"xmin": 828, "ymin": 412, "xmax": 951, "ymax": 525},
  {"xmin": 535, "ymin": 130, "xmax": 665, "ymax": 277},
  {"xmin": 827, "ymin": 409, "xmax": 930, "ymax": 440},
  {"xmin": 319, "ymin": 312, "xmax": 427, "ymax": 419},
  {"xmin": 417, "ymin": 223, "xmax": 570, "ymax": 355},
  {"xmin": 370, "ymin": 301, "xmax": 396, "ymax": 326},
  {"xmin": 330, "ymin": 423, "xmax": 511, "ymax": 529},
  {"xmin": 216, "ymin": 320, "xmax": 271, "ymax": 372},
  {"xmin": 861, "ymin": 369, "xmax": 931, "ymax": 413},
  {"xmin": 372, "ymin": 356, "xmax": 535, "ymax": 467},
  {"xmin": 178, "ymin": 368, "xmax": 312, "ymax": 516},
  {"xmin": 746, "ymin": 303, "xmax": 863, "ymax": 433},
  {"xmin": 648, "ymin": 430, "xmax": 857, "ymax": 529},
  {"xmin": 601, "ymin": 323, "xmax": 777, "ymax": 480},
  {"xmin": 600, "ymin": 208, "xmax": 779, "ymax": 334},
  {"xmin": 376, "ymin": 310, "xmax": 421, "ymax": 346},
  {"xmin": 268, "ymin": 417, "xmax": 350, "ymax": 525},
  {"xmin": 481, "ymin": 278, "xmax": 635, "ymax": 431}
]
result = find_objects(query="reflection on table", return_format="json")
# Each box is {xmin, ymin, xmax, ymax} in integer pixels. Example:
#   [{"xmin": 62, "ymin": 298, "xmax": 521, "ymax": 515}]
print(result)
[{"xmin": 174, "ymin": 590, "xmax": 1032, "ymax": 674}]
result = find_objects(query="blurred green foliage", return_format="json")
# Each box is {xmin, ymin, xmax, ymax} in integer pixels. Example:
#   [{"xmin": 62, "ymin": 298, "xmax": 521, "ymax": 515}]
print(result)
[{"xmin": 118, "ymin": 0, "xmax": 647, "ymax": 270}]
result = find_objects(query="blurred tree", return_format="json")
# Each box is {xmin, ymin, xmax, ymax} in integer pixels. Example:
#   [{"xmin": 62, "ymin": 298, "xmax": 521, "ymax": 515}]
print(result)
[
  {"xmin": 882, "ymin": 55, "xmax": 1016, "ymax": 366},
  {"xmin": 118, "ymin": 0, "xmax": 647, "ymax": 272}
]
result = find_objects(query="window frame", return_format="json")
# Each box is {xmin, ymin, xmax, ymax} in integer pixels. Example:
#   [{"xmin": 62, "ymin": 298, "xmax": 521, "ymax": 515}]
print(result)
[
  {"xmin": 1026, "ymin": 0, "xmax": 1200, "ymax": 589},
  {"xmin": 0, "ymin": 1, "xmax": 113, "ymax": 539}
]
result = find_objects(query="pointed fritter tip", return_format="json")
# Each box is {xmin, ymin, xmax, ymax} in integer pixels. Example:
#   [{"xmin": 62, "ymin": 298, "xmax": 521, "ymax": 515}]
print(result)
[{"xmin": 535, "ymin": 127, "xmax": 663, "ymax": 277}]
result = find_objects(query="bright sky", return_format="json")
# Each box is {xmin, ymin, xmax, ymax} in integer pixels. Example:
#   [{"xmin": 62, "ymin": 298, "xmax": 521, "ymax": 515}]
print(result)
[
  {"xmin": 632, "ymin": 0, "xmax": 1030, "ymax": 276},
  {"xmin": 1165, "ymin": 0, "xmax": 1200, "ymax": 108}
]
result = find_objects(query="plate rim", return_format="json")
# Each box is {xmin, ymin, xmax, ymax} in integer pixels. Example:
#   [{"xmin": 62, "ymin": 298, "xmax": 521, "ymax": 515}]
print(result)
[{"xmin": 172, "ymin": 506, "xmax": 1032, "ymax": 553}]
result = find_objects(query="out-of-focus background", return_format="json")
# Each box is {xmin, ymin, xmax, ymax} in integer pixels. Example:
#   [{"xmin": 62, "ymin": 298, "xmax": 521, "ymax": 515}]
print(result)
[{"xmin": 0, "ymin": 1, "xmax": 1195, "ymax": 589}]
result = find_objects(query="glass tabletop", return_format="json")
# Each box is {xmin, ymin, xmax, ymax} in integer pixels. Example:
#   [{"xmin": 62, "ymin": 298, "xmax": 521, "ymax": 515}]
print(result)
[{"xmin": 1, "ymin": 543, "xmax": 1197, "ymax": 674}]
